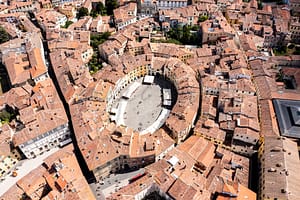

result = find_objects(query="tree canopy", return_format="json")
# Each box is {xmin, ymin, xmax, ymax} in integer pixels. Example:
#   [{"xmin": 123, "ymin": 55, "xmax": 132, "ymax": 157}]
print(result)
[
  {"xmin": 105, "ymin": 0, "xmax": 118, "ymax": 15},
  {"xmin": 198, "ymin": 15, "xmax": 208, "ymax": 23},
  {"xmin": 61, "ymin": 20, "xmax": 73, "ymax": 28},
  {"xmin": 77, "ymin": 7, "xmax": 89, "ymax": 19},
  {"xmin": 0, "ymin": 26, "xmax": 9, "ymax": 44},
  {"xmin": 0, "ymin": 110, "xmax": 14, "ymax": 124},
  {"xmin": 90, "ymin": 32, "xmax": 111, "ymax": 49},
  {"xmin": 96, "ymin": 2, "xmax": 106, "ymax": 15},
  {"xmin": 167, "ymin": 25, "xmax": 201, "ymax": 46},
  {"xmin": 90, "ymin": 2, "xmax": 107, "ymax": 18},
  {"xmin": 88, "ymin": 32, "xmax": 111, "ymax": 74}
]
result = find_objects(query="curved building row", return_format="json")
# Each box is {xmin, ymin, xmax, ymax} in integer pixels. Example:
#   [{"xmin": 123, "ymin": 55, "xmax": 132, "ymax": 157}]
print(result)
[
  {"xmin": 70, "ymin": 51, "xmax": 200, "ymax": 180},
  {"xmin": 45, "ymin": 22, "xmax": 200, "ymax": 181}
]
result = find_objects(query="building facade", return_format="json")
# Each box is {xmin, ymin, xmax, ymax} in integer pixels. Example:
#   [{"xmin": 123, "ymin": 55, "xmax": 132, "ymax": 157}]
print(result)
[
  {"xmin": 156, "ymin": 0, "xmax": 187, "ymax": 10},
  {"xmin": 17, "ymin": 123, "xmax": 71, "ymax": 159}
]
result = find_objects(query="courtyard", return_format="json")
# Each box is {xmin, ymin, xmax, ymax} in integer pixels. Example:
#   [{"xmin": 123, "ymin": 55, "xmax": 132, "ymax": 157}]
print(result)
[{"xmin": 112, "ymin": 75, "xmax": 176, "ymax": 134}]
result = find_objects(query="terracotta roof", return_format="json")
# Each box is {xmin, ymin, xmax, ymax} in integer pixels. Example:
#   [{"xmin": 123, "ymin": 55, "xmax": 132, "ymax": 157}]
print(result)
[
  {"xmin": 259, "ymin": 99, "xmax": 280, "ymax": 136},
  {"xmin": 28, "ymin": 48, "xmax": 47, "ymax": 79},
  {"xmin": 233, "ymin": 127, "xmax": 259, "ymax": 145},
  {"xmin": 253, "ymin": 76, "xmax": 277, "ymax": 100},
  {"xmin": 168, "ymin": 179, "xmax": 197, "ymax": 200},
  {"xmin": 260, "ymin": 136, "xmax": 300, "ymax": 200},
  {"xmin": 2, "ymin": 145, "xmax": 95, "ymax": 200},
  {"xmin": 0, "ymin": 124, "xmax": 12, "ymax": 156},
  {"xmin": 3, "ymin": 52, "xmax": 30, "ymax": 86},
  {"xmin": 17, "ymin": 166, "xmax": 47, "ymax": 198},
  {"xmin": 114, "ymin": 3, "xmax": 136, "ymax": 24},
  {"xmin": 12, "ymin": 79, "xmax": 68, "ymax": 146},
  {"xmin": 108, "ymin": 133, "xmax": 253, "ymax": 199},
  {"xmin": 178, "ymin": 136, "xmax": 215, "ymax": 170},
  {"xmin": 0, "ymin": 185, "xmax": 24, "ymax": 200}
]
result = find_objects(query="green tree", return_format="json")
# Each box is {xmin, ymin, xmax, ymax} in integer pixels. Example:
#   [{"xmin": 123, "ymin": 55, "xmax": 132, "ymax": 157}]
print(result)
[
  {"xmin": 258, "ymin": 1, "xmax": 263, "ymax": 9},
  {"xmin": 96, "ymin": 2, "xmax": 106, "ymax": 15},
  {"xmin": 61, "ymin": 20, "xmax": 73, "ymax": 28},
  {"xmin": 151, "ymin": 37, "xmax": 182, "ymax": 45},
  {"xmin": 90, "ymin": 2, "xmax": 107, "ymax": 18},
  {"xmin": 294, "ymin": 46, "xmax": 300, "ymax": 55},
  {"xmin": 0, "ymin": 26, "xmax": 9, "ymax": 44},
  {"xmin": 182, "ymin": 25, "xmax": 191, "ymax": 44},
  {"xmin": 106, "ymin": 0, "xmax": 118, "ymax": 15},
  {"xmin": 198, "ymin": 15, "xmax": 208, "ymax": 23},
  {"xmin": 166, "ymin": 25, "xmax": 201, "ymax": 45},
  {"xmin": 90, "ymin": 10, "xmax": 98, "ymax": 18},
  {"xmin": 0, "ymin": 110, "xmax": 13, "ymax": 124},
  {"xmin": 88, "ymin": 32, "xmax": 111, "ymax": 74},
  {"xmin": 88, "ymin": 53, "xmax": 102, "ymax": 74},
  {"xmin": 90, "ymin": 32, "xmax": 111, "ymax": 49},
  {"xmin": 77, "ymin": 7, "xmax": 89, "ymax": 19}
]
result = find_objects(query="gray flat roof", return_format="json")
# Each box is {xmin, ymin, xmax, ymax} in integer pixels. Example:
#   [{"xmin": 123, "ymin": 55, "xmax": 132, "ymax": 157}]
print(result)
[{"xmin": 273, "ymin": 99, "xmax": 300, "ymax": 139}]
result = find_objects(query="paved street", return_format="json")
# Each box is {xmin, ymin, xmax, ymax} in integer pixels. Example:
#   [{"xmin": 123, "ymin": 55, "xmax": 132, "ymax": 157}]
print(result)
[
  {"xmin": 0, "ymin": 147, "xmax": 60, "ymax": 196},
  {"xmin": 90, "ymin": 168, "xmax": 145, "ymax": 199}
]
